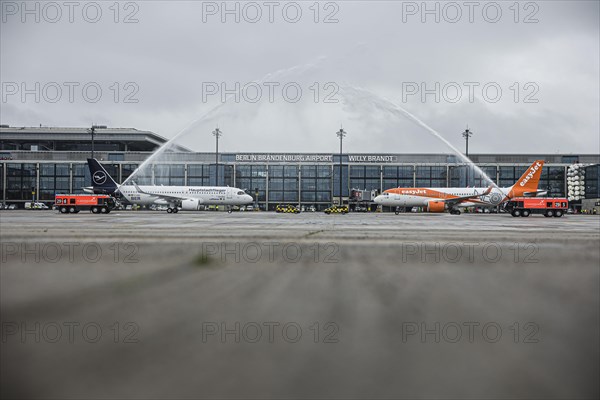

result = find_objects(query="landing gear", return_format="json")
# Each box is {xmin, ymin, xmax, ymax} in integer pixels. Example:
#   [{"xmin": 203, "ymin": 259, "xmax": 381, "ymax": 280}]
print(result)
[
  {"xmin": 395, "ymin": 206, "xmax": 400, "ymax": 215},
  {"xmin": 450, "ymin": 209, "xmax": 461, "ymax": 215}
]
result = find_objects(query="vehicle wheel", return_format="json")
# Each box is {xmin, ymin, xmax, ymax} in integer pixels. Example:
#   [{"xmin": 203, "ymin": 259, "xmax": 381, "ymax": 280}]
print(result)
[
  {"xmin": 100, "ymin": 207, "xmax": 107, "ymax": 213},
  {"xmin": 60, "ymin": 207, "xmax": 68, "ymax": 214},
  {"xmin": 68, "ymin": 207, "xmax": 76, "ymax": 213},
  {"xmin": 554, "ymin": 210, "xmax": 563, "ymax": 217},
  {"xmin": 544, "ymin": 210, "xmax": 553, "ymax": 217},
  {"xmin": 395, "ymin": 210, "xmax": 399, "ymax": 215},
  {"xmin": 522, "ymin": 210, "xmax": 530, "ymax": 217},
  {"xmin": 512, "ymin": 210, "xmax": 521, "ymax": 217},
  {"xmin": 167, "ymin": 208, "xmax": 173, "ymax": 213},
  {"xmin": 91, "ymin": 207, "xmax": 99, "ymax": 214},
  {"xmin": 173, "ymin": 208, "xmax": 178, "ymax": 213},
  {"xmin": 228, "ymin": 210, "xmax": 233, "ymax": 214}
]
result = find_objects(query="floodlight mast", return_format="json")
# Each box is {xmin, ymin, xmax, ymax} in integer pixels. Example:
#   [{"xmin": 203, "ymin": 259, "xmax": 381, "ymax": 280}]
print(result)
[{"xmin": 336, "ymin": 127, "xmax": 347, "ymax": 206}]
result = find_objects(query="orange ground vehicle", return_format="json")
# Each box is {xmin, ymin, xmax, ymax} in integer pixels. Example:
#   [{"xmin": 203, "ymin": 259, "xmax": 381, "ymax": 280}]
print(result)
[
  {"xmin": 54, "ymin": 194, "xmax": 115, "ymax": 214},
  {"xmin": 505, "ymin": 197, "xmax": 568, "ymax": 218}
]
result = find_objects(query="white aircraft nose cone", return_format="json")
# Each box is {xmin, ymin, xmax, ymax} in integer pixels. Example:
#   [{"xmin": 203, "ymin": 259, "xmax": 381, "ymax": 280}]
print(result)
[{"xmin": 374, "ymin": 195, "xmax": 383, "ymax": 204}]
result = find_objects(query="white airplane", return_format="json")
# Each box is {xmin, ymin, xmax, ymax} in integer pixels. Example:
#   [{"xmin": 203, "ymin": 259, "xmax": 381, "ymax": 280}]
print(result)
[
  {"xmin": 85, "ymin": 158, "xmax": 253, "ymax": 213},
  {"xmin": 374, "ymin": 160, "xmax": 546, "ymax": 214}
]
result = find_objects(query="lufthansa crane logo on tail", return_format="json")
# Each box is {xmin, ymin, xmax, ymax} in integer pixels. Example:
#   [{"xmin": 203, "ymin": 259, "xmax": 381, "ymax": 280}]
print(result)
[{"xmin": 93, "ymin": 171, "xmax": 107, "ymax": 185}]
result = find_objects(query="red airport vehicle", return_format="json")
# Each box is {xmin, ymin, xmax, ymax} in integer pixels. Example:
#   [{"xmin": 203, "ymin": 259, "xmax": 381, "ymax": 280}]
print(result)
[
  {"xmin": 54, "ymin": 194, "xmax": 116, "ymax": 214},
  {"xmin": 505, "ymin": 197, "xmax": 568, "ymax": 218}
]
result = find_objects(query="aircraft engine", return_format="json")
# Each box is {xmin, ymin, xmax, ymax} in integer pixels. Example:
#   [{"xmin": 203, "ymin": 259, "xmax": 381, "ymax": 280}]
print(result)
[
  {"xmin": 181, "ymin": 198, "xmax": 202, "ymax": 211},
  {"xmin": 427, "ymin": 201, "xmax": 446, "ymax": 213}
]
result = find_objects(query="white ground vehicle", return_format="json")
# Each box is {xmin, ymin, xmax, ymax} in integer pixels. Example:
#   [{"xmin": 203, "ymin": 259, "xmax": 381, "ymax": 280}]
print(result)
[{"xmin": 25, "ymin": 202, "xmax": 49, "ymax": 210}]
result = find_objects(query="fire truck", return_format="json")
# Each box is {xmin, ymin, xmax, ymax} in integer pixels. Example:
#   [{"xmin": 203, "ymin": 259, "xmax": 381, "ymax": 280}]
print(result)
[
  {"xmin": 54, "ymin": 194, "xmax": 115, "ymax": 214},
  {"xmin": 505, "ymin": 197, "xmax": 568, "ymax": 218}
]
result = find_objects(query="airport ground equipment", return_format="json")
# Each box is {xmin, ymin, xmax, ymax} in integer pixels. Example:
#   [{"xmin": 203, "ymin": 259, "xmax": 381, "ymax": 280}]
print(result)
[
  {"xmin": 55, "ymin": 194, "xmax": 116, "ymax": 214},
  {"xmin": 324, "ymin": 205, "xmax": 349, "ymax": 214},
  {"xmin": 505, "ymin": 197, "xmax": 568, "ymax": 218},
  {"xmin": 276, "ymin": 204, "xmax": 300, "ymax": 213}
]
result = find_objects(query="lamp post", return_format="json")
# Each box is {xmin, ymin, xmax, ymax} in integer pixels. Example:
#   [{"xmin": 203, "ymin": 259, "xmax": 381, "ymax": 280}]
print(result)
[
  {"xmin": 212, "ymin": 127, "xmax": 222, "ymax": 186},
  {"xmin": 462, "ymin": 127, "xmax": 474, "ymax": 186},
  {"xmin": 462, "ymin": 127, "xmax": 473, "ymax": 158},
  {"xmin": 336, "ymin": 127, "xmax": 347, "ymax": 206},
  {"xmin": 89, "ymin": 125, "xmax": 107, "ymax": 159}
]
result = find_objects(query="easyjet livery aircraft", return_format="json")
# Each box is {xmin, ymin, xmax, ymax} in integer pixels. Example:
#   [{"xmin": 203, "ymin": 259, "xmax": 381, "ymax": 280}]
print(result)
[{"xmin": 373, "ymin": 160, "xmax": 545, "ymax": 214}]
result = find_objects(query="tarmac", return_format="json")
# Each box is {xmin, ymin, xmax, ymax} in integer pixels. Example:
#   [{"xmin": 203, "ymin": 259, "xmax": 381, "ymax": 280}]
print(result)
[{"xmin": 1, "ymin": 210, "xmax": 599, "ymax": 399}]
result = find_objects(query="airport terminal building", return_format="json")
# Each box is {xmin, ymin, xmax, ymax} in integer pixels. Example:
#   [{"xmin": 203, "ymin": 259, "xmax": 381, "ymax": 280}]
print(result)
[{"xmin": 1, "ymin": 126, "xmax": 599, "ymax": 211}]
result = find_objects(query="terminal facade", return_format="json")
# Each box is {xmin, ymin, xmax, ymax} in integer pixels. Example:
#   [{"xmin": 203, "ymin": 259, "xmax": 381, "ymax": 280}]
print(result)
[{"xmin": 1, "ymin": 126, "xmax": 599, "ymax": 211}]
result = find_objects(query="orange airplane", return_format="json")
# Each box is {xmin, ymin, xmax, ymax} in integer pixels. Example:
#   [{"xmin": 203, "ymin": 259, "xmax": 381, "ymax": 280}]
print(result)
[{"xmin": 374, "ymin": 160, "xmax": 545, "ymax": 214}]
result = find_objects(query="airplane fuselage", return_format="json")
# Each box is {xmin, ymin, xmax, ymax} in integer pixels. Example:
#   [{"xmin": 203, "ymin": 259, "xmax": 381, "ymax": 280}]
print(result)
[
  {"xmin": 374, "ymin": 187, "xmax": 509, "ymax": 208},
  {"xmin": 118, "ymin": 185, "xmax": 253, "ymax": 206}
]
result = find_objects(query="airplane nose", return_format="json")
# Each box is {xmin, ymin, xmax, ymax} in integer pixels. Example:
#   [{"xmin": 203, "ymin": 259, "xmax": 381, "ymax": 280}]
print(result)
[{"xmin": 374, "ymin": 195, "xmax": 382, "ymax": 204}]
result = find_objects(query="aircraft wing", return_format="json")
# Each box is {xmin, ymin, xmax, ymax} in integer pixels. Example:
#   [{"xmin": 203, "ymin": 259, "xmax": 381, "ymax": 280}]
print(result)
[
  {"xmin": 132, "ymin": 182, "xmax": 192, "ymax": 202},
  {"xmin": 440, "ymin": 186, "xmax": 493, "ymax": 207}
]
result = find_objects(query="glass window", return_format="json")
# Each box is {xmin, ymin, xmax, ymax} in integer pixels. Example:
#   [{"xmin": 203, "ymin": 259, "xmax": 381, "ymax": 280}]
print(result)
[
  {"xmin": 316, "ymin": 180, "xmax": 330, "ymax": 191},
  {"xmin": 284, "ymin": 180, "xmax": 297, "ymax": 191},
  {"xmin": 365, "ymin": 166, "xmax": 380, "ymax": 178},
  {"xmin": 40, "ymin": 164, "xmax": 54, "ymax": 176},
  {"xmin": 383, "ymin": 179, "xmax": 397, "ymax": 190},
  {"xmin": 187, "ymin": 164, "xmax": 204, "ymax": 177},
  {"xmin": 284, "ymin": 166, "xmax": 298, "ymax": 178},
  {"xmin": 398, "ymin": 166, "xmax": 414, "ymax": 178},
  {"xmin": 316, "ymin": 192, "xmax": 331, "ymax": 202},
  {"xmin": 270, "ymin": 192, "xmax": 283, "ymax": 202},
  {"xmin": 383, "ymin": 166, "xmax": 397, "ymax": 178},
  {"xmin": 350, "ymin": 166, "xmax": 365, "ymax": 177},
  {"xmin": 301, "ymin": 192, "xmax": 316, "ymax": 202},
  {"xmin": 270, "ymin": 179, "xmax": 284, "ymax": 191},
  {"xmin": 301, "ymin": 179, "xmax": 317, "ymax": 191},
  {"xmin": 269, "ymin": 166, "xmax": 284, "ymax": 177},
  {"xmin": 301, "ymin": 166, "xmax": 316, "ymax": 178},
  {"xmin": 499, "ymin": 166, "xmax": 516, "ymax": 180},
  {"xmin": 317, "ymin": 165, "xmax": 331, "ymax": 178}
]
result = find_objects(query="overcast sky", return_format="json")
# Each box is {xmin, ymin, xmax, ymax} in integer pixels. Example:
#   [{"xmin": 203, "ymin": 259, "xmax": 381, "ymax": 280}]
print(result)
[{"xmin": 1, "ymin": 0, "xmax": 599, "ymax": 155}]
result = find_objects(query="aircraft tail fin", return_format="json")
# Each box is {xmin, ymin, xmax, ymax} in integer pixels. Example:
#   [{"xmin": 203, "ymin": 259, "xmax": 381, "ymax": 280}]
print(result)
[
  {"xmin": 509, "ymin": 160, "xmax": 545, "ymax": 198},
  {"xmin": 87, "ymin": 158, "xmax": 119, "ymax": 194}
]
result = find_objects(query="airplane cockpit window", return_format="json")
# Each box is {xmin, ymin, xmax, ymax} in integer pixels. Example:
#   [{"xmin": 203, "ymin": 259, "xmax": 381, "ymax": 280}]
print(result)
[{"xmin": 237, "ymin": 191, "xmax": 245, "ymax": 195}]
